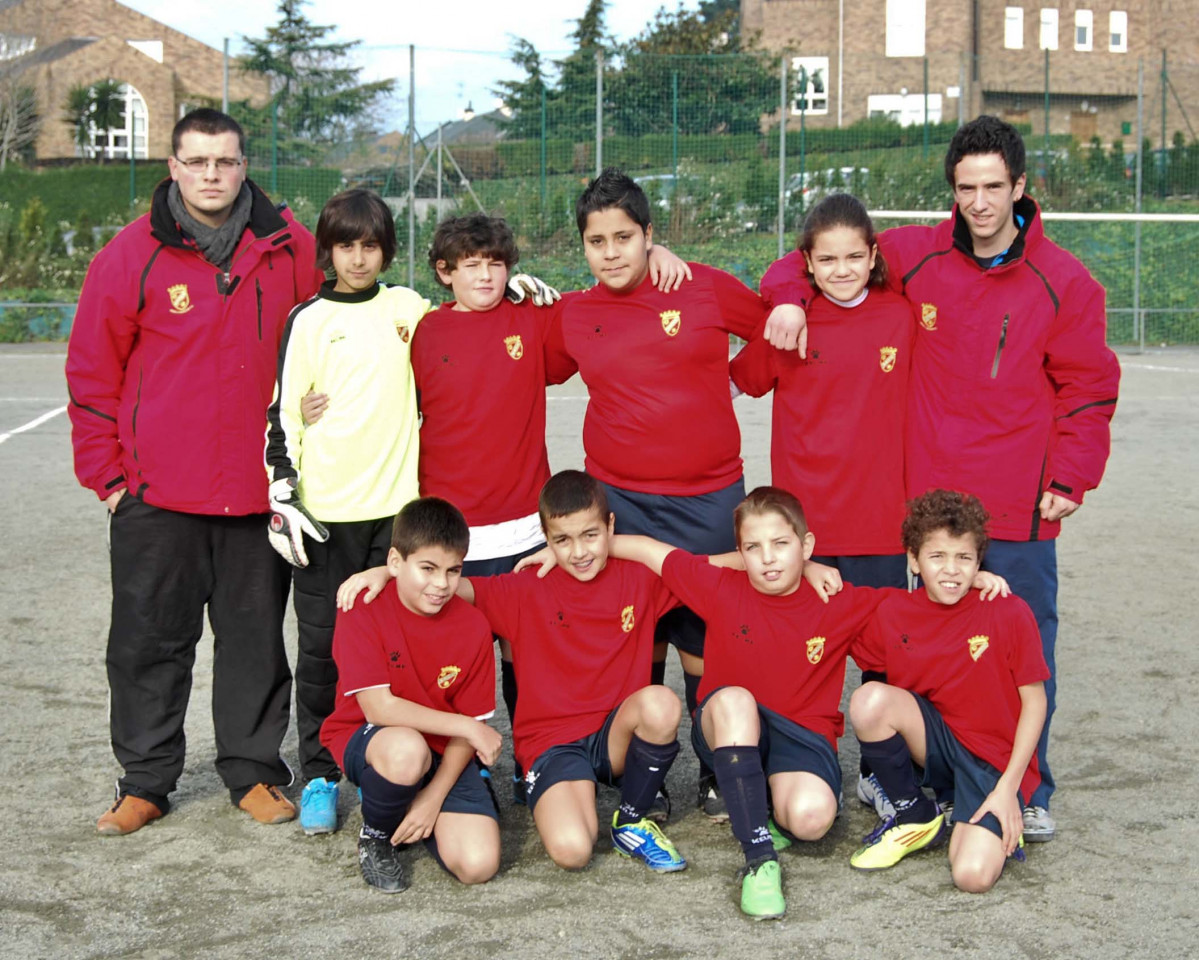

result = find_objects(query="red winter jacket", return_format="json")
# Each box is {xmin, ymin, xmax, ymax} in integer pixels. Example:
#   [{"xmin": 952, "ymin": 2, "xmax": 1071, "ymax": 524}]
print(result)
[
  {"xmin": 761, "ymin": 198, "xmax": 1120, "ymax": 541},
  {"xmin": 67, "ymin": 178, "xmax": 322, "ymax": 516}
]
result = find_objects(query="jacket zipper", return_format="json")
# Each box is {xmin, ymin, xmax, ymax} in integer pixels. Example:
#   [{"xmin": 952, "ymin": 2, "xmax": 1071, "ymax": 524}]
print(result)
[
  {"xmin": 255, "ymin": 279, "xmax": 263, "ymax": 340},
  {"xmin": 990, "ymin": 313, "xmax": 1009, "ymax": 379}
]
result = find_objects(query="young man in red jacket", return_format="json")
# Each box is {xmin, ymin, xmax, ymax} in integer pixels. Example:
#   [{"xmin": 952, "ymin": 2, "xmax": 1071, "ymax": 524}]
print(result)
[
  {"xmin": 67, "ymin": 109, "xmax": 323, "ymax": 835},
  {"xmin": 760, "ymin": 116, "xmax": 1120, "ymax": 842}
]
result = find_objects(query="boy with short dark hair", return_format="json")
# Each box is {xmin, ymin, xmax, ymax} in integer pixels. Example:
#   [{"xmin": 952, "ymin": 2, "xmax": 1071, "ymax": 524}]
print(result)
[
  {"xmin": 562, "ymin": 168, "xmax": 801, "ymax": 819},
  {"xmin": 320, "ymin": 497, "xmax": 501, "ymax": 893},
  {"xmin": 848, "ymin": 489, "xmax": 1048, "ymax": 892},
  {"xmin": 264, "ymin": 187, "xmax": 429, "ymax": 834}
]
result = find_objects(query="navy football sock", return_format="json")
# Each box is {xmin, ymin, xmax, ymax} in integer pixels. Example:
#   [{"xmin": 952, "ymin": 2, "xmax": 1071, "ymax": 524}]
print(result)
[
  {"xmin": 500, "ymin": 657, "xmax": 518, "ymax": 727},
  {"xmin": 858, "ymin": 734, "xmax": 937, "ymax": 823},
  {"xmin": 650, "ymin": 658, "xmax": 667, "ymax": 687},
  {"xmin": 713, "ymin": 746, "xmax": 776, "ymax": 865},
  {"xmin": 358, "ymin": 765, "xmax": 420, "ymax": 837},
  {"xmin": 858, "ymin": 671, "xmax": 887, "ymax": 776},
  {"xmin": 683, "ymin": 671, "xmax": 715, "ymax": 781},
  {"xmin": 616, "ymin": 735, "xmax": 679, "ymax": 826}
]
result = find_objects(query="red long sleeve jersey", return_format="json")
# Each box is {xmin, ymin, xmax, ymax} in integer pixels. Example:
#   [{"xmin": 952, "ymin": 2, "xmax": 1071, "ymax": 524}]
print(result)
[
  {"xmin": 760, "ymin": 199, "xmax": 1120, "ymax": 541},
  {"xmin": 67, "ymin": 179, "xmax": 322, "ymax": 515},
  {"xmin": 561, "ymin": 263, "xmax": 768, "ymax": 495},
  {"xmin": 855, "ymin": 589, "xmax": 1049, "ymax": 802},
  {"xmin": 661, "ymin": 550, "xmax": 883, "ymax": 751},
  {"xmin": 320, "ymin": 588, "xmax": 496, "ymax": 770},
  {"xmin": 730, "ymin": 289, "xmax": 914, "ymax": 555},
  {"xmin": 470, "ymin": 561, "xmax": 678, "ymax": 773},
  {"xmin": 411, "ymin": 298, "xmax": 578, "ymax": 526}
]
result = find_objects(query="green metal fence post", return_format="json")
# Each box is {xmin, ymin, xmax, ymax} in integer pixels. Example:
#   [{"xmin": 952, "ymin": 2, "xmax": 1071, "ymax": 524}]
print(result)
[
  {"xmin": 1160, "ymin": 48, "xmax": 1167, "ymax": 199},
  {"xmin": 270, "ymin": 98, "xmax": 279, "ymax": 196},
  {"xmin": 129, "ymin": 152, "xmax": 135, "ymax": 207},
  {"xmin": 777, "ymin": 54, "xmax": 787, "ymax": 258},
  {"xmin": 923, "ymin": 57, "xmax": 930, "ymax": 161},
  {"xmin": 672, "ymin": 71, "xmax": 679, "ymax": 185},
  {"xmin": 1043, "ymin": 48, "xmax": 1050, "ymax": 171},
  {"xmin": 540, "ymin": 86, "xmax": 547, "ymax": 232},
  {"xmin": 799, "ymin": 66, "xmax": 807, "ymax": 217}
]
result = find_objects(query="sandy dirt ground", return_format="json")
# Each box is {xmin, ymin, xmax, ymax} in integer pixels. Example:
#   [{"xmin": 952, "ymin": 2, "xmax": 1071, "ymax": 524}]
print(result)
[{"xmin": 0, "ymin": 343, "xmax": 1195, "ymax": 960}]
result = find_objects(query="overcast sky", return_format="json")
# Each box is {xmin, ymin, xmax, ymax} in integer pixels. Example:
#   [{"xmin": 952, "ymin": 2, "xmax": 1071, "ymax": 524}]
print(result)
[{"xmin": 119, "ymin": 0, "xmax": 702, "ymax": 133}]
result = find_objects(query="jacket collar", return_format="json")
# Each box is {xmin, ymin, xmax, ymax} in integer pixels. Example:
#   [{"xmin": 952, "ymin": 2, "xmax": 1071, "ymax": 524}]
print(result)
[
  {"xmin": 149, "ymin": 177, "xmax": 290, "ymax": 249},
  {"xmin": 950, "ymin": 195, "xmax": 1042, "ymax": 269}
]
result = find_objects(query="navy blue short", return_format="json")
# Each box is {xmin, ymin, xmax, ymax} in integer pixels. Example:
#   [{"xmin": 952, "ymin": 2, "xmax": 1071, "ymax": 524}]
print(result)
[
  {"xmin": 809, "ymin": 553, "xmax": 909, "ymax": 590},
  {"xmin": 692, "ymin": 688, "xmax": 842, "ymax": 800},
  {"xmin": 914, "ymin": 695, "xmax": 1022, "ymax": 840},
  {"xmin": 523, "ymin": 707, "xmax": 621, "ymax": 810},
  {"xmin": 601, "ymin": 477, "xmax": 745, "ymax": 657},
  {"xmin": 342, "ymin": 723, "xmax": 498, "ymax": 821}
]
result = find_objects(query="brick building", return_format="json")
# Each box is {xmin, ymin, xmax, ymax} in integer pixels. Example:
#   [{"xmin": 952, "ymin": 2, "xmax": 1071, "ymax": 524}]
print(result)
[
  {"xmin": 741, "ymin": 0, "xmax": 1197, "ymax": 145},
  {"xmin": 0, "ymin": 0, "xmax": 266, "ymax": 160}
]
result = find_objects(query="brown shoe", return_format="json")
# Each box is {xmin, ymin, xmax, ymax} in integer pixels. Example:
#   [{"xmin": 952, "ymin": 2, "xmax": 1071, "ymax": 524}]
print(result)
[
  {"xmin": 97, "ymin": 794, "xmax": 163, "ymax": 836},
  {"xmin": 238, "ymin": 783, "xmax": 296, "ymax": 824}
]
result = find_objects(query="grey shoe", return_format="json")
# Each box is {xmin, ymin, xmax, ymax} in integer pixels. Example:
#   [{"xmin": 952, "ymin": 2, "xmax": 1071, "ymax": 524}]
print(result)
[
  {"xmin": 1022, "ymin": 805, "xmax": 1055, "ymax": 842},
  {"xmin": 856, "ymin": 773, "xmax": 897, "ymax": 820}
]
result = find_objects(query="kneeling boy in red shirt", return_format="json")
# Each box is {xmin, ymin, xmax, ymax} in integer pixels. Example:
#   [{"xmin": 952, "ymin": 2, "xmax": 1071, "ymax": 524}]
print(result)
[{"xmin": 320, "ymin": 498, "xmax": 502, "ymax": 893}]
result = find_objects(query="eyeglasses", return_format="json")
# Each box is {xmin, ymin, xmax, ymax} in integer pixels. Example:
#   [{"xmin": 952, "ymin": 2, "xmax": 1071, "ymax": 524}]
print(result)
[{"xmin": 173, "ymin": 156, "xmax": 244, "ymax": 173}]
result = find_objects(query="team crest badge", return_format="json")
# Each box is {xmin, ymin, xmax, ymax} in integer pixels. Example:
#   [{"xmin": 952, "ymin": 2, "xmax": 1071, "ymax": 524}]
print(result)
[
  {"xmin": 920, "ymin": 302, "xmax": 937, "ymax": 330},
  {"xmin": 805, "ymin": 636, "xmax": 826, "ymax": 665},
  {"xmin": 620, "ymin": 605, "xmax": 635, "ymax": 633},
  {"xmin": 167, "ymin": 283, "xmax": 193, "ymax": 315},
  {"xmin": 659, "ymin": 309, "xmax": 681, "ymax": 337},
  {"xmin": 967, "ymin": 635, "xmax": 990, "ymax": 662},
  {"xmin": 504, "ymin": 334, "xmax": 524, "ymax": 360},
  {"xmin": 436, "ymin": 665, "xmax": 462, "ymax": 689},
  {"xmin": 879, "ymin": 346, "xmax": 897, "ymax": 373},
  {"xmin": 396, "ymin": 325, "xmax": 410, "ymax": 343}
]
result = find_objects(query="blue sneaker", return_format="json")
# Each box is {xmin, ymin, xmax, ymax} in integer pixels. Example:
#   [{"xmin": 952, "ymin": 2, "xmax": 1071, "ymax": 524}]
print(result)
[
  {"xmin": 611, "ymin": 812, "xmax": 687, "ymax": 872},
  {"xmin": 300, "ymin": 777, "xmax": 339, "ymax": 836}
]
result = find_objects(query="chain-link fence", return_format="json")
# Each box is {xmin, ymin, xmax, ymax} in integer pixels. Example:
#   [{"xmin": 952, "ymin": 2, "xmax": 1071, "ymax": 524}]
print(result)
[{"xmin": 1, "ymin": 47, "xmax": 1197, "ymax": 344}]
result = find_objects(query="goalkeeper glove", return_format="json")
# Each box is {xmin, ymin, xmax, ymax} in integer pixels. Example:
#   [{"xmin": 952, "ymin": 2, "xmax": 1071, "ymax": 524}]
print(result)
[
  {"xmin": 505, "ymin": 273, "xmax": 561, "ymax": 307},
  {"xmin": 267, "ymin": 478, "xmax": 329, "ymax": 568}
]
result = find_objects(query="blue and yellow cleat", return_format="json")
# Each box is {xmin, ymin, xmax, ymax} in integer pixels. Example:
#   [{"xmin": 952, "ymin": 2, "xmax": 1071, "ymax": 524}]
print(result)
[
  {"xmin": 849, "ymin": 812, "xmax": 948, "ymax": 871},
  {"xmin": 610, "ymin": 812, "xmax": 687, "ymax": 872}
]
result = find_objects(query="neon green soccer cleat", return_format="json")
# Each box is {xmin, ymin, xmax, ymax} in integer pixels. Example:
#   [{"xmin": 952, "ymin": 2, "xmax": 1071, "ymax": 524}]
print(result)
[
  {"xmin": 740, "ymin": 857, "xmax": 786, "ymax": 920},
  {"xmin": 849, "ymin": 812, "xmax": 948, "ymax": 871},
  {"xmin": 767, "ymin": 818, "xmax": 793, "ymax": 852}
]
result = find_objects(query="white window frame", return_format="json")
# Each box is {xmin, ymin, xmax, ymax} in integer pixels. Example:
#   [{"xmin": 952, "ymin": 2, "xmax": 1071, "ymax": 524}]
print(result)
[
  {"xmin": 1075, "ymin": 10, "xmax": 1093, "ymax": 51},
  {"xmin": 1004, "ymin": 7, "xmax": 1025, "ymax": 49},
  {"xmin": 1109, "ymin": 11, "xmax": 1128, "ymax": 52},
  {"xmin": 867, "ymin": 93, "xmax": 943, "ymax": 127},
  {"xmin": 89, "ymin": 84, "xmax": 149, "ymax": 161},
  {"xmin": 791, "ymin": 57, "xmax": 829, "ymax": 116},
  {"xmin": 885, "ymin": 0, "xmax": 926, "ymax": 57},
  {"xmin": 1040, "ymin": 9, "xmax": 1059, "ymax": 50}
]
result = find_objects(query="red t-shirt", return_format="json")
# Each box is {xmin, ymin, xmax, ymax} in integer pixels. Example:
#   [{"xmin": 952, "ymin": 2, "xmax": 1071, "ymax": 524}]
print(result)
[
  {"xmin": 855, "ymin": 589, "xmax": 1049, "ymax": 801},
  {"xmin": 730, "ymin": 289, "xmax": 915, "ymax": 555},
  {"xmin": 411, "ymin": 297, "xmax": 578, "ymax": 527},
  {"xmin": 561, "ymin": 263, "xmax": 767, "ymax": 495},
  {"xmin": 470, "ymin": 560, "xmax": 679, "ymax": 772},
  {"xmin": 320, "ymin": 587, "xmax": 496, "ymax": 770},
  {"xmin": 660, "ymin": 550, "xmax": 883, "ymax": 751}
]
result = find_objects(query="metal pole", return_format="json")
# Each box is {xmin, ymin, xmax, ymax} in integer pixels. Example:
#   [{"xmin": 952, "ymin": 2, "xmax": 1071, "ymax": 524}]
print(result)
[
  {"xmin": 672, "ymin": 71, "xmax": 679, "ymax": 185},
  {"xmin": 408, "ymin": 44, "xmax": 416, "ymax": 288},
  {"xmin": 777, "ymin": 55, "xmax": 787, "ymax": 258},
  {"xmin": 270, "ymin": 98, "xmax": 278, "ymax": 195},
  {"xmin": 959, "ymin": 59, "xmax": 966, "ymax": 127},
  {"xmin": 222, "ymin": 38, "xmax": 229, "ymax": 114},
  {"xmin": 1160, "ymin": 49, "xmax": 1167, "ymax": 199},
  {"xmin": 837, "ymin": 0, "xmax": 844, "ymax": 128},
  {"xmin": 540, "ymin": 86, "xmax": 547, "ymax": 229},
  {"xmin": 923, "ymin": 57, "xmax": 930, "ymax": 160},
  {"xmin": 799, "ymin": 67, "xmax": 807, "ymax": 217},
  {"xmin": 436, "ymin": 122, "xmax": 442, "ymax": 213},
  {"xmin": 1043, "ymin": 48, "xmax": 1050, "ymax": 170},
  {"xmin": 595, "ymin": 50, "xmax": 603, "ymax": 175},
  {"xmin": 1135, "ymin": 59, "xmax": 1144, "ymax": 352},
  {"xmin": 129, "ymin": 149, "xmax": 135, "ymax": 206}
]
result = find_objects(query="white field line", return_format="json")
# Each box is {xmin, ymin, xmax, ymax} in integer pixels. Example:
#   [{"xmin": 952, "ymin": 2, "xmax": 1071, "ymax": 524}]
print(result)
[
  {"xmin": 1119, "ymin": 362, "xmax": 1199, "ymax": 374},
  {"xmin": 0, "ymin": 405, "xmax": 67, "ymax": 445}
]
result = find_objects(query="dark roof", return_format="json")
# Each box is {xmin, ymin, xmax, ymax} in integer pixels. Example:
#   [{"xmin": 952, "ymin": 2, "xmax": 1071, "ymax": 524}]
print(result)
[
  {"xmin": 436, "ymin": 110, "xmax": 510, "ymax": 146},
  {"xmin": 2, "ymin": 36, "xmax": 98, "ymax": 75}
]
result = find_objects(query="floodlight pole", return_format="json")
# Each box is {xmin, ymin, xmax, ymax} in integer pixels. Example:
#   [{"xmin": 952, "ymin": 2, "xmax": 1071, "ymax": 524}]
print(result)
[{"xmin": 408, "ymin": 44, "xmax": 416, "ymax": 288}]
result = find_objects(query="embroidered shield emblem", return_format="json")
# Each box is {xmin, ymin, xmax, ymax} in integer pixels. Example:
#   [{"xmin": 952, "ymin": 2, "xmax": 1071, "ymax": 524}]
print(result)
[
  {"xmin": 879, "ymin": 346, "xmax": 897, "ymax": 373},
  {"xmin": 659, "ymin": 310, "xmax": 681, "ymax": 337},
  {"xmin": 806, "ymin": 636, "xmax": 826, "ymax": 665},
  {"xmin": 437, "ymin": 665, "xmax": 461, "ymax": 689},
  {"xmin": 504, "ymin": 334, "xmax": 524, "ymax": 360},
  {"xmin": 168, "ymin": 284, "xmax": 193, "ymax": 315},
  {"xmin": 621, "ymin": 605, "xmax": 635, "ymax": 633},
  {"xmin": 967, "ymin": 635, "xmax": 990, "ymax": 662},
  {"xmin": 920, "ymin": 302, "xmax": 937, "ymax": 330}
]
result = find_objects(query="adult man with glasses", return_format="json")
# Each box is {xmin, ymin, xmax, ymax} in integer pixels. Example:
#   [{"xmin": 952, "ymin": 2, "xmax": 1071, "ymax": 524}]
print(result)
[{"xmin": 67, "ymin": 108, "xmax": 322, "ymax": 834}]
